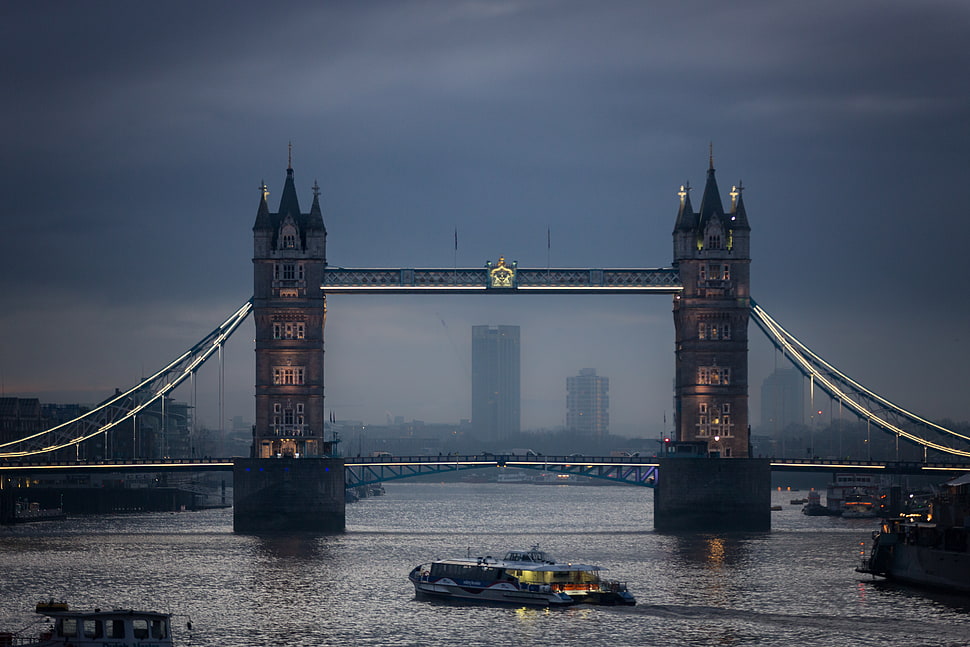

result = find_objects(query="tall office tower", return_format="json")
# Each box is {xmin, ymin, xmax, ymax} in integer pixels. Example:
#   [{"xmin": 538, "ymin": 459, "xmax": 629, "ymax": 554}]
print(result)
[
  {"xmin": 252, "ymin": 162, "xmax": 328, "ymax": 458},
  {"xmin": 471, "ymin": 325, "xmax": 521, "ymax": 442},
  {"xmin": 566, "ymin": 368, "xmax": 610, "ymax": 438},
  {"xmin": 760, "ymin": 368, "xmax": 805, "ymax": 433},
  {"xmin": 672, "ymin": 155, "xmax": 751, "ymax": 457}
]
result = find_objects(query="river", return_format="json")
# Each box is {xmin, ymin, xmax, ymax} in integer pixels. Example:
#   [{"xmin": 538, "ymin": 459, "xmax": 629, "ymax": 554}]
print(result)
[{"xmin": 1, "ymin": 482, "xmax": 968, "ymax": 646}]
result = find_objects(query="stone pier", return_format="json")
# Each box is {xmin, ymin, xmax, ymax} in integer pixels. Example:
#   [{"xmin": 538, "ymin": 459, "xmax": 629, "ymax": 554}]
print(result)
[
  {"xmin": 233, "ymin": 458, "xmax": 345, "ymax": 532},
  {"xmin": 654, "ymin": 458, "xmax": 771, "ymax": 532}
]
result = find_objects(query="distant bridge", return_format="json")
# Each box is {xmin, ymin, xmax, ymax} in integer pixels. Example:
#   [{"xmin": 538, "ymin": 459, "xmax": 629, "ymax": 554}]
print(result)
[{"xmin": 2, "ymin": 456, "xmax": 967, "ymax": 490}]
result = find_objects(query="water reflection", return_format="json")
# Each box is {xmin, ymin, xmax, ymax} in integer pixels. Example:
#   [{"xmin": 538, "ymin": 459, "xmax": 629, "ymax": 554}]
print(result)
[
  {"xmin": 252, "ymin": 534, "xmax": 332, "ymax": 562},
  {"xmin": 665, "ymin": 533, "xmax": 759, "ymax": 569}
]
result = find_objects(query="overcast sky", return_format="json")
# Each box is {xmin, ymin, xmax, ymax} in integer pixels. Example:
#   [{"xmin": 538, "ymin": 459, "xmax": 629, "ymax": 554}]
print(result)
[{"xmin": 2, "ymin": 1, "xmax": 969, "ymax": 438}]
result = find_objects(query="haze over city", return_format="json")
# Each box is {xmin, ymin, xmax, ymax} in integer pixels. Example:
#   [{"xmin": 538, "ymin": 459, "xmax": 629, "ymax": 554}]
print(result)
[{"xmin": 2, "ymin": 1, "xmax": 969, "ymax": 437}]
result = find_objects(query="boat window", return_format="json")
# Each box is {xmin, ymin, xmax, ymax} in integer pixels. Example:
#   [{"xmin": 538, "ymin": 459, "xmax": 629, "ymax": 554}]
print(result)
[
  {"xmin": 60, "ymin": 618, "xmax": 77, "ymax": 638},
  {"xmin": 152, "ymin": 619, "xmax": 168, "ymax": 639},
  {"xmin": 84, "ymin": 619, "xmax": 102, "ymax": 638},
  {"xmin": 133, "ymin": 619, "xmax": 149, "ymax": 640},
  {"xmin": 107, "ymin": 619, "xmax": 125, "ymax": 639},
  {"xmin": 429, "ymin": 563, "xmax": 499, "ymax": 581}
]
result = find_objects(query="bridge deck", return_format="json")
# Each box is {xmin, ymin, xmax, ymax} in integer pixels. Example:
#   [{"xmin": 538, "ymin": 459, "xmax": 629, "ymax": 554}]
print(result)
[
  {"xmin": 1, "ymin": 457, "xmax": 967, "ymax": 488},
  {"xmin": 323, "ymin": 267, "xmax": 682, "ymax": 293}
]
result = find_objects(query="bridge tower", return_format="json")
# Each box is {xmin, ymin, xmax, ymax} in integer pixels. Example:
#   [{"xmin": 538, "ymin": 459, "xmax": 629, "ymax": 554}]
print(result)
[
  {"xmin": 235, "ymin": 160, "xmax": 344, "ymax": 533},
  {"xmin": 251, "ymin": 163, "xmax": 328, "ymax": 458},
  {"xmin": 671, "ymin": 156, "xmax": 751, "ymax": 458}
]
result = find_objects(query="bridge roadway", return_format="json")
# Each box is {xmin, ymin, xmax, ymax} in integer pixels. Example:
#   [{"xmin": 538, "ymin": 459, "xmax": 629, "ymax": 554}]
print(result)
[{"xmin": 1, "ymin": 456, "xmax": 968, "ymax": 489}]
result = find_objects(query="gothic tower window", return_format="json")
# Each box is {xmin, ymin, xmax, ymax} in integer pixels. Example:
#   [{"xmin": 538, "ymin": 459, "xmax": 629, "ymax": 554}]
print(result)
[
  {"xmin": 273, "ymin": 367, "xmax": 305, "ymax": 385},
  {"xmin": 698, "ymin": 366, "xmax": 731, "ymax": 385},
  {"xmin": 273, "ymin": 321, "xmax": 306, "ymax": 339},
  {"xmin": 280, "ymin": 223, "xmax": 297, "ymax": 249}
]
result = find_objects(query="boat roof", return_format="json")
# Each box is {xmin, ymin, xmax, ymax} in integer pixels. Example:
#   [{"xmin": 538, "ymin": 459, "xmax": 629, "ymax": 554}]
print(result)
[
  {"xmin": 37, "ymin": 608, "xmax": 171, "ymax": 620},
  {"xmin": 432, "ymin": 547, "xmax": 604, "ymax": 572},
  {"xmin": 431, "ymin": 557, "xmax": 604, "ymax": 572}
]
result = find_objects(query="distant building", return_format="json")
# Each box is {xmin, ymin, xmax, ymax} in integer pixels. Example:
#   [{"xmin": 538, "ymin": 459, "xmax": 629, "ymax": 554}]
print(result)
[
  {"xmin": 566, "ymin": 368, "xmax": 610, "ymax": 438},
  {"xmin": 471, "ymin": 325, "xmax": 521, "ymax": 442},
  {"xmin": 760, "ymin": 368, "xmax": 805, "ymax": 433},
  {"xmin": 0, "ymin": 397, "xmax": 44, "ymax": 446}
]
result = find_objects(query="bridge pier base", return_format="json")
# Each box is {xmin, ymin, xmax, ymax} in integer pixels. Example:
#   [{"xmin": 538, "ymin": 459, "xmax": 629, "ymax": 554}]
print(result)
[
  {"xmin": 654, "ymin": 458, "xmax": 771, "ymax": 532},
  {"xmin": 233, "ymin": 458, "xmax": 345, "ymax": 533}
]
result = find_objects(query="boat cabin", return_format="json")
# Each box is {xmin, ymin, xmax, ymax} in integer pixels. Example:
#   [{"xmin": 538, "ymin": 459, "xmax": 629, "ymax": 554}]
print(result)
[{"xmin": 21, "ymin": 604, "xmax": 174, "ymax": 646}]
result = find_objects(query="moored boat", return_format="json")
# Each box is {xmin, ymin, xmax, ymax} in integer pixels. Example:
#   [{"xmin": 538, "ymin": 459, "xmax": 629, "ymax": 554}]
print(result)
[
  {"xmin": 802, "ymin": 490, "xmax": 839, "ymax": 516},
  {"xmin": 409, "ymin": 545, "xmax": 635, "ymax": 606},
  {"xmin": 0, "ymin": 601, "xmax": 177, "ymax": 646},
  {"xmin": 857, "ymin": 473, "xmax": 970, "ymax": 593}
]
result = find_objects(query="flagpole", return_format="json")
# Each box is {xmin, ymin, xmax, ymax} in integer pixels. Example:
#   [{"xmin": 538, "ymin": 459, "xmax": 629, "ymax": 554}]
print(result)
[
  {"xmin": 546, "ymin": 227, "xmax": 551, "ymax": 280},
  {"xmin": 453, "ymin": 227, "xmax": 458, "ymax": 284}
]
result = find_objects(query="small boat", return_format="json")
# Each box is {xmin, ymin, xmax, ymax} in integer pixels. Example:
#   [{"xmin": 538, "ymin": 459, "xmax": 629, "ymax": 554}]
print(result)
[
  {"xmin": 409, "ymin": 545, "xmax": 635, "ymax": 606},
  {"xmin": 0, "ymin": 601, "xmax": 177, "ymax": 646},
  {"xmin": 802, "ymin": 490, "xmax": 840, "ymax": 516}
]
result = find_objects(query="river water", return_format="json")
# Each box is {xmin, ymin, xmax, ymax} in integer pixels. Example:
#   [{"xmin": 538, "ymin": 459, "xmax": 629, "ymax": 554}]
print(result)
[{"xmin": 1, "ymin": 482, "xmax": 968, "ymax": 646}]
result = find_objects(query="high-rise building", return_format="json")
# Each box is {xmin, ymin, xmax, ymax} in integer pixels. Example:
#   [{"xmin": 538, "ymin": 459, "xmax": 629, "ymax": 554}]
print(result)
[
  {"xmin": 471, "ymin": 325, "xmax": 520, "ymax": 442},
  {"xmin": 672, "ymin": 155, "xmax": 751, "ymax": 457},
  {"xmin": 252, "ymin": 162, "xmax": 329, "ymax": 458},
  {"xmin": 760, "ymin": 368, "xmax": 805, "ymax": 433},
  {"xmin": 566, "ymin": 368, "xmax": 609, "ymax": 438}
]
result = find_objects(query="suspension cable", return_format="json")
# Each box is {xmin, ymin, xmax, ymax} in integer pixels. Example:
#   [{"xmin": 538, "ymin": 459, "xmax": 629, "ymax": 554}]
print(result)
[
  {"xmin": 750, "ymin": 298, "xmax": 970, "ymax": 457},
  {"xmin": 0, "ymin": 300, "xmax": 253, "ymax": 458}
]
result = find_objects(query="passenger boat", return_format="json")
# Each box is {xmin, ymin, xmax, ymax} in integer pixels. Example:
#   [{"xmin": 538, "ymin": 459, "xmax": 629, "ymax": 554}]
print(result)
[
  {"xmin": 0, "ymin": 601, "xmax": 177, "ymax": 646},
  {"xmin": 857, "ymin": 474, "xmax": 970, "ymax": 593},
  {"xmin": 409, "ymin": 545, "xmax": 636, "ymax": 606}
]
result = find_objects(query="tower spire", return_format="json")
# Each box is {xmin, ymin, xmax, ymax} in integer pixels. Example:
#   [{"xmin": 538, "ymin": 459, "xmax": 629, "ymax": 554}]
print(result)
[{"xmin": 288, "ymin": 141, "xmax": 293, "ymax": 170}]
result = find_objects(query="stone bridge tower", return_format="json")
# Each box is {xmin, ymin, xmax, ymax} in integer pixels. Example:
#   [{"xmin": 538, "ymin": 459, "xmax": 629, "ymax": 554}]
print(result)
[
  {"xmin": 671, "ymin": 157, "xmax": 751, "ymax": 457},
  {"xmin": 251, "ymin": 163, "xmax": 328, "ymax": 458}
]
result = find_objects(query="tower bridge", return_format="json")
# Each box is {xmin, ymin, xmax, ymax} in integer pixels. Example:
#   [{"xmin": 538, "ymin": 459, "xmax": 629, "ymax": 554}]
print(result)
[{"xmin": 3, "ymin": 155, "xmax": 969, "ymax": 532}]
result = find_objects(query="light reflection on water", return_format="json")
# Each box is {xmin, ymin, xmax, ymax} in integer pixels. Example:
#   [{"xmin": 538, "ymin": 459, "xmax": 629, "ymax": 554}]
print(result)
[{"xmin": 1, "ymin": 483, "xmax": 968, "ymax": 646}]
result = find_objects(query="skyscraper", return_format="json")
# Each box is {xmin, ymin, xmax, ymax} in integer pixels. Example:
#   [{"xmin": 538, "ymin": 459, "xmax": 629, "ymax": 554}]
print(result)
[
  {"xmin": 471, "ymin": 325, "xmax": 520, "ymax": 442},
  {"xmin": 566, "ymin": 368, "xmax": 609, "ymax": 438}
]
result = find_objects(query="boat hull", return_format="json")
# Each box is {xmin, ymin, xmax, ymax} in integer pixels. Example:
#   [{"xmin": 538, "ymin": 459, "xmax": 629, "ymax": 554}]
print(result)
[
  {"xmin": 411, "ymin": 575, "xmax": 574, "ymax": 606},
  {"xmin": 864, "ymin": 543, "xmax": 970, "ymax": 593}
]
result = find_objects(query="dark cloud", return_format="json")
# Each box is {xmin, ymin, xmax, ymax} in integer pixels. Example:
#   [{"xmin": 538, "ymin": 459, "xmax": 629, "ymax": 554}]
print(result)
[{"xmin": 2, "ymin": 0, "xmax": 969, "ymax": 433}]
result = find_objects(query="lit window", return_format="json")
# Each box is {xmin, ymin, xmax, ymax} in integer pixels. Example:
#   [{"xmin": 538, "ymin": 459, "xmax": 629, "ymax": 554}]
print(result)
[
  {"xmin": 273, "ymin": 367, "xmax": 305, "ymax": 385},
  {"xmin": 698, "ymin": 367, "xmax": 730, "ymax": 385}
]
